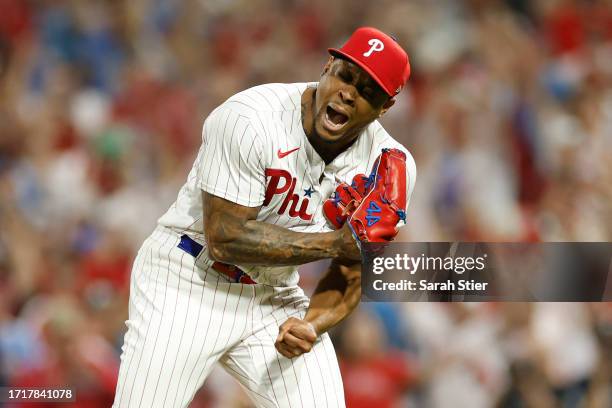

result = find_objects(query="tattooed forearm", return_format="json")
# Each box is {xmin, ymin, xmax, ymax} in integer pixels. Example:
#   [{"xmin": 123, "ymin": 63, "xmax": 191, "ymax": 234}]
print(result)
[
  {"xmin": 304, "ymin": 260, "xmax": 361, "ymax": 335},
  {"xmin": 212, "ymin": 219, "xmax": 341, "ymax": 265},
  {"xmin": 203, "ymin": 192, "xmax": 359, "ymax": 266}
]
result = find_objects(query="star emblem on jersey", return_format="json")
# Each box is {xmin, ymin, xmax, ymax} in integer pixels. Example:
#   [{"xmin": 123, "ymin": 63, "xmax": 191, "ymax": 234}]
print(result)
[
  {"xmin": 365, "ymin": 201, "xmax": 381, "ymax": 226},
  {"xmin": 303, "ymin": 186, "xmax": 315, "ymax": 197},
  {"xmin": 277, "ymin": 147, "xmax": 300, "ymax": 159}
]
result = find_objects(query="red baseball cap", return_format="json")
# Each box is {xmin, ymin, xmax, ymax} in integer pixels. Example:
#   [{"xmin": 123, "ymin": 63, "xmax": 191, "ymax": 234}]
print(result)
[{"xmin": 328, "ymin": 27, "xmax": 411, "ymax": 97}]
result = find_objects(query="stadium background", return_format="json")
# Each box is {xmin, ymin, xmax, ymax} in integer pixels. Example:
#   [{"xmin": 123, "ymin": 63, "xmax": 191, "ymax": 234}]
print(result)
[{"xmin": 0, "ymin": 0, "xmax": 611, "ymax": 406}]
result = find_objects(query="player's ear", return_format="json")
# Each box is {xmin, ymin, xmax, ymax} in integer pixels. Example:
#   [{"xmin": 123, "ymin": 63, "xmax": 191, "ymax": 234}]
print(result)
[
  {"xmin": 378, "ymin": 97, "xmax": 395, "ymax": 117},
  {"xmin": 321, "ymin": 56, "xmax": 334, "ymax": 76}
]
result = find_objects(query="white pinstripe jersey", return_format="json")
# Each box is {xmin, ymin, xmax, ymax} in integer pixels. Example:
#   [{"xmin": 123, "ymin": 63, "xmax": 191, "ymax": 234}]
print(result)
[{"xmin": 158, "ymin": 82, "xmax": 417, "ymax": 286}]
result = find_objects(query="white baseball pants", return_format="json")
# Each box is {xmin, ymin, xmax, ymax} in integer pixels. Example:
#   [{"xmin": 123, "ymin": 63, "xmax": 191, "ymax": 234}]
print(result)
[{"xmin": 112, "ymin": 226, "xmax": 345, "ymax": 407}]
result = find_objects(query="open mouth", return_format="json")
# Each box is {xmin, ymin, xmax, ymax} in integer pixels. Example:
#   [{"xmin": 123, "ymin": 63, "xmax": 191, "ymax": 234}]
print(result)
[{"xmin": 323, "ymin": 105, "xmax": 349, "ymax": 132}]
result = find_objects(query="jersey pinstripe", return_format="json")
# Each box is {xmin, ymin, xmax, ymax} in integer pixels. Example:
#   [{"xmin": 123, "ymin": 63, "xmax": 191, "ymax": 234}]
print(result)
[{"xmin": 157, "ymin": 82, "xmax": 417, "ymax": 286}]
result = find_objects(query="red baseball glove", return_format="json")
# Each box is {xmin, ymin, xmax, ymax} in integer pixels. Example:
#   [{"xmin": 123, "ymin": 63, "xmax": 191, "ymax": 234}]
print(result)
[
  {"xmin": 323, "ymin": 148, "xmax": 408, "ymax": 245},
  {"xmin": 322, "ymin": 173, "xmax": 370, "ymax": 229}
]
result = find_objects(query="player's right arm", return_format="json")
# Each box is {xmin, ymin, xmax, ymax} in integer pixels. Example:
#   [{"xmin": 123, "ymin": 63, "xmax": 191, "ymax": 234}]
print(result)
[
  {"xmin": 203, "ymin": 192, "xmax": 359, "ymax": 265},
  {"xmin": 275, "ymin": 259, "xmax": 360, "ymax": 358}
]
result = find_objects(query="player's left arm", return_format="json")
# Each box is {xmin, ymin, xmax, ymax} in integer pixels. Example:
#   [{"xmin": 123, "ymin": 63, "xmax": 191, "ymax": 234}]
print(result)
[{"xmin": 275, "ymin": 258, "xmax": 361, "ymax": 358}]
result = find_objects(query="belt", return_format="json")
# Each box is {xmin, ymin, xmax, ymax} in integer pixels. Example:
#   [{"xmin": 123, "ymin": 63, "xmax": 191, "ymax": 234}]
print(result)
[{"xmin": 177, "ymin": 234, "xmax": 256, "ymax": 284}]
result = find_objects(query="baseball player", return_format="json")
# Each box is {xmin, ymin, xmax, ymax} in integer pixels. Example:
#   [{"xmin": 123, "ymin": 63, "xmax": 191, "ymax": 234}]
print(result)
[{"xmin": 113, "ymin": 27, "xmax": 416, "ymax": 407}]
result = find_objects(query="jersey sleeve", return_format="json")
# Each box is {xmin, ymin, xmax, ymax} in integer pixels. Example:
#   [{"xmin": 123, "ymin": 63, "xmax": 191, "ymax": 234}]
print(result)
[{"xmin": 196, "ymin": 105, "xmax": 266, "ymax": 207}]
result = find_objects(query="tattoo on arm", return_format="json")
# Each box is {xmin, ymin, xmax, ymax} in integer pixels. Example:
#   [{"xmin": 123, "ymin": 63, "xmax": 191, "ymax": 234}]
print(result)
[{"xmin": 203, "ymin": 192, "xmax": 342, "ymax": 266}]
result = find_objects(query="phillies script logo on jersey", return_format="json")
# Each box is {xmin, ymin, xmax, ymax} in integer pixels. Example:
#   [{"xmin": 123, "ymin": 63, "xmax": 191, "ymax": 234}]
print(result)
[{"xmin": 264, "ymin": 169, "xmax": 313, "ymax": 220}]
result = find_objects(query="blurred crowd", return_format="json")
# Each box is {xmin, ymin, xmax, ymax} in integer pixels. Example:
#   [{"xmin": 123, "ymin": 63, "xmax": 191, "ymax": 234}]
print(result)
[{"xmin": 0, "ymin": 0, "xmax": 611, "ymax": 407}]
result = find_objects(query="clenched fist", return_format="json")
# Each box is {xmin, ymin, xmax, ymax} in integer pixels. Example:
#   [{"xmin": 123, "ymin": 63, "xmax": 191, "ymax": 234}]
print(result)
[{"xmin": 275, "ymin": 317, "xmax": 318, "ymax": 358}]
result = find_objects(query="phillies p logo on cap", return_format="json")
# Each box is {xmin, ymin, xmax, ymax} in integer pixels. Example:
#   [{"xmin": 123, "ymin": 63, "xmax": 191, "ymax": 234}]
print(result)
[
  {"xmin": 328, "ymin": 27, "xmax": 411, "ymax": 96},
  {"xmin": 363, "ymin": 39, "xmax": 385, "ymax": 57}
]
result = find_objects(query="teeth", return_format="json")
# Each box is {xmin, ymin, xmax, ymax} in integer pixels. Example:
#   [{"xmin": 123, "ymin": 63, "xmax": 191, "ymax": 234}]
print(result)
[{"xmin": 324, "ymin": 109, "xmax": 346, "ymax": 131}]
